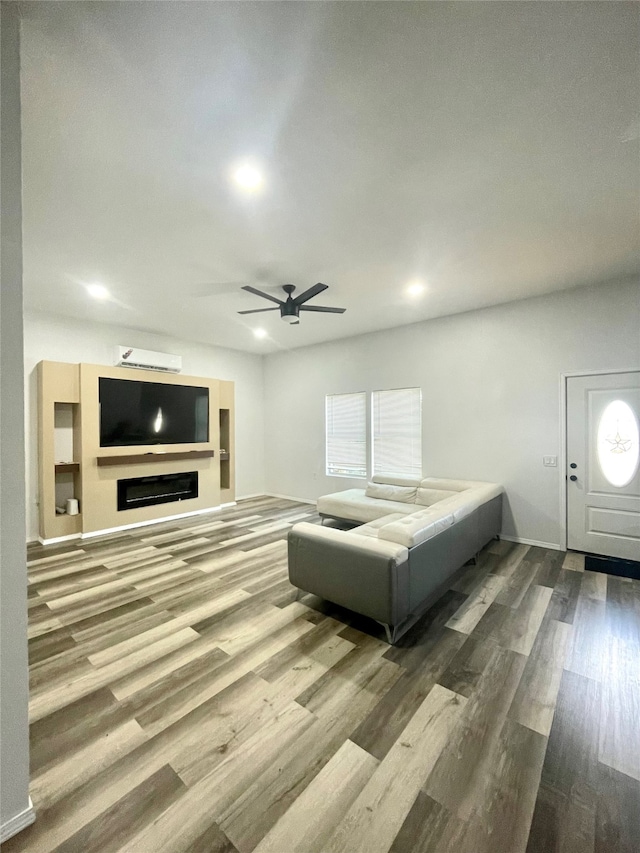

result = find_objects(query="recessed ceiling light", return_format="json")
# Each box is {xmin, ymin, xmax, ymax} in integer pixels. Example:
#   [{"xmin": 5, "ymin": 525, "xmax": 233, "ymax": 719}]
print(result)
[
  {"xmin": 231, "ymin": 161, "xmax": 264, "ymax": 192},
  {"xmin": 86, "ymin": 283, "xmax": 109, "ymax": 300},
  {"xmin": 253, "ymin": 328, "xmax": 267, "ymax": 339},
  {"xmin": 405, "ymin": 280, "xmax": 426, "ymax": 298}
]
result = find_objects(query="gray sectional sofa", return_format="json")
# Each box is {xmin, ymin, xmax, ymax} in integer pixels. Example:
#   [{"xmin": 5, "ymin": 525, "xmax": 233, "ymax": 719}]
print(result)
[{"xmin": 287, "ymin": 475, "xmax": 503, "ymax": 643}]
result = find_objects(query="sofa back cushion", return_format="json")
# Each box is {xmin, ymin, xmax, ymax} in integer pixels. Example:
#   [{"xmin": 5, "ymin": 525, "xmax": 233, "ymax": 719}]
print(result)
[
  {"xmin": 419, "ymin": 477, "xmax": 483, "ymax": 492},
  {"xmin": 352, "ymin": 512, "xmax": 408, "ymax": 538},
  {"xmin": 365, "ymin": 482, "xmax": 418, "ymax": 503},
  {"xmin": 416, "ymin": 487, "xmax": 460, "ymax": 506},
  {"xmin": 372, "ymin": 474, "xmax": 423, "ymax": 488}
]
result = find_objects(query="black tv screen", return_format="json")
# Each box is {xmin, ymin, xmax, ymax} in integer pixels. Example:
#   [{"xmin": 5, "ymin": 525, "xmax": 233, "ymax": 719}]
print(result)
[{"xmin": 99, "ymin": 377, "xmax": 209, "ymax": 447}]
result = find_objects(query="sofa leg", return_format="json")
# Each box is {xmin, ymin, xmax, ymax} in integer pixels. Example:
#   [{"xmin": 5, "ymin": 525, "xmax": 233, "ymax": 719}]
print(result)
[
  {"xmin": 294, "ymin": 587, "xmax": 306, "ymax": 602},
  {"xmin": 382, "ymin": 623, "xmax": 399, "ymax": 645}
]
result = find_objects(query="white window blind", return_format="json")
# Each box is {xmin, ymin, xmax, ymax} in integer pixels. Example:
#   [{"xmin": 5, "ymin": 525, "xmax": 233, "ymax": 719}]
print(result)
[
  {"xmin": 326, "ymin": 392, "xmax": 367, "ymax": 477},
  {"xmin": 372, "ymin": 388, "xmax": 422, "ymax": 478}
]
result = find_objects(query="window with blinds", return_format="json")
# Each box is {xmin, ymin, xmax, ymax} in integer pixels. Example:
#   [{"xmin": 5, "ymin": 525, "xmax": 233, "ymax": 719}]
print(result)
[
  {"xmin": 372, "ymin": 388, "xmax": 422, "ymax": 478},
  {"xmin": 325, "ymin": 392, "xmax": 367, "ymax": 477}
]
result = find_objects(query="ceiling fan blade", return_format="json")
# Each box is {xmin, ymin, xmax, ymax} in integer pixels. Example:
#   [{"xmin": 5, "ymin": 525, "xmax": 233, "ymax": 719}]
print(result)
[
  {"xmin": 298, "ymin": 305, "xmax": 346, "ymax": 314},
  {"xmin": 237, "ymin": 307, "xmax": 280, "ymax": 315},
  {"xmin": 293, "ymin": 282, "xmax": 328, "ymax": 305},
  {"xmin": 192, "ymin": 281, "xmax": 249, "ymax": 297},
  {"xmin": 241, "ymin": 285, "xmax": 283, "ymax": 305}
]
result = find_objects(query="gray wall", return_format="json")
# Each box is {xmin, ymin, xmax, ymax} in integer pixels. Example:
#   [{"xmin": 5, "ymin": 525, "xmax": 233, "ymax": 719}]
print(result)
[
  {"xmin": 264, "ymin": 278, "xmax": 640, "ymax": 547},
  {"xmin": 0, "ymin": 1, "xmax": 32, "ymax": 837},
  {"xmin": 23, "ymin": 310, "xmax": 266, "ymax": 541}
]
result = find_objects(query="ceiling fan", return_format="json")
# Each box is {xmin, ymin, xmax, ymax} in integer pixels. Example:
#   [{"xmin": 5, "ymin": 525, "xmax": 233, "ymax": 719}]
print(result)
[{"xmin": 237, "ymin": 283, "xmax": 346, "ymax": 324}]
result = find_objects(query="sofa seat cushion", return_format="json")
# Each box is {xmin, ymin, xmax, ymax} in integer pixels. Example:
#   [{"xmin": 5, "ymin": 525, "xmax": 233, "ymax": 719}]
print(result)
[
  {"xmin": 378, "ymin": 482, "xmax": 504, "ymax": 547},
  {"xmin": 354, "ymin": 513, "xmax": 408, "ymax": 538},
  {"xmin": 318, "ymin": 490, "xmax": 419, "ymax": 523},
  {"xmin": 365, "ymin": 482, "xmax": 417, "ymax": 503},
  {"xmin": 378, "ymin": 508, "xmax": 456, "ymax": 548}
]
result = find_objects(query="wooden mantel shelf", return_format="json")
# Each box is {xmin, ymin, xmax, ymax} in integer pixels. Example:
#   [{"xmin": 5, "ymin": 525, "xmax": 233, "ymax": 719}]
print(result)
[
  {"xmin": 55, "ymin": 462, "xmax": 80, "ymax": 474},
  {"xmin": 96, "ymin": 450, "xmax": 215, "ymax": 467}
]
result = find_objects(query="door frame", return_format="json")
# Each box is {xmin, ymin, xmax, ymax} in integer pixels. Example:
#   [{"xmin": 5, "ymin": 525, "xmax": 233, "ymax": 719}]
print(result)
[{"xmin": 559, "ymin": 367, "xmax": 639, "ymax": 552}]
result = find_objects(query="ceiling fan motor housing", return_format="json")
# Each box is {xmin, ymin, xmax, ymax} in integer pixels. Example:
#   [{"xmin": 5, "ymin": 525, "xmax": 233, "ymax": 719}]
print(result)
[{"xmin": 281, "ymin": 300, "xmax": 300, "ymax": 323}]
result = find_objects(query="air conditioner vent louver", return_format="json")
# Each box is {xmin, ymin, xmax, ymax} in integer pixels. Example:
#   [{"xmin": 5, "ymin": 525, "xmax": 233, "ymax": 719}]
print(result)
[
  {"xmin": 124, "ymin": 361, "xmax": 173, "ymax": 372},
  {"xmin": 114, "ymin": 347, "xmax": 182, "ymax": 373}
]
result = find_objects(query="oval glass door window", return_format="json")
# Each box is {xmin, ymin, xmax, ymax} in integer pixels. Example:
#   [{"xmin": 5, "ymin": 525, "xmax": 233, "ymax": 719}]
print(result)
[{"xmin": 597, "ymin": 400, "xmax": 640, "ymax": 488}]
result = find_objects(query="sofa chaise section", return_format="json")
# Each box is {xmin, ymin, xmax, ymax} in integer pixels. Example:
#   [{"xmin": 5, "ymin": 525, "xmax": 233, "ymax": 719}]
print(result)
[{"xmin": 317, "ymin": 475, "xmax": 423, "ymax": 524}]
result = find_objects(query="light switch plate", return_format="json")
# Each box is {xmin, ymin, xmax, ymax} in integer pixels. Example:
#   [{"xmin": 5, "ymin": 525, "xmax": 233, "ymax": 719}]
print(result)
[{"xmin": 543, "ymin": 456, "xmax": 557, "ymax": 467}]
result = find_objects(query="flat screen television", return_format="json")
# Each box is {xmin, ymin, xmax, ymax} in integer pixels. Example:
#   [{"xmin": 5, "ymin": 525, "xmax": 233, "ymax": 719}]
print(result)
[{"xmin": 99, "ymin": 377, "xmax": 209, "ymax": 447}]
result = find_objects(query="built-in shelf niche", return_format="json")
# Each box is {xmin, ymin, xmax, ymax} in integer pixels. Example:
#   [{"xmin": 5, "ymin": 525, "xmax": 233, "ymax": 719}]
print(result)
[
  {"xmin": 53, "ymin": 401, "xmax": 81, "ymax": 521},
  {"xmin": 54, "ymin": 471, "xmax": 76, "ymax": 511},
  {"xmin": 54, "ymin": 403, "xmax": 74, "ymax": 462},
  {"xmin": 220, "ymin": 408, "xmax": 230, "ymax": 490}
]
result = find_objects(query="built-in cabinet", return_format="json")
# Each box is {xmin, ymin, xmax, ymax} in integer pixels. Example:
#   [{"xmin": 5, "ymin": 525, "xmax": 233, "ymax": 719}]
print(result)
[
  {"xmin": 37, "ymin": 360, "xmax": 235, "ymax": 543},
  {"xmin": 38, "ymin": 362, "xmax": 83, "ymax": 541}
]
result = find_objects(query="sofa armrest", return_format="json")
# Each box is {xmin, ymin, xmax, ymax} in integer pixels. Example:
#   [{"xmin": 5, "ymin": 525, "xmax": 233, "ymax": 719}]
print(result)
[{"xmin": 287, "ymin": 523, "xmax": 409, "ymax": 626}]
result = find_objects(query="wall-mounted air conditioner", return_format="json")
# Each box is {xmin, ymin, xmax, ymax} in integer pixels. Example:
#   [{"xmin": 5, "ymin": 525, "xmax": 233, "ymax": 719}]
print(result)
[{"xmin": 114, "ymin": 346, "xmax": 182, "ymax": 373}]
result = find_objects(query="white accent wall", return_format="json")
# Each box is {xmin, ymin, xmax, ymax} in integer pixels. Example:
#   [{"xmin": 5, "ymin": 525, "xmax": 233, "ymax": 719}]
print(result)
[
  {"xmin": 264, "ymin": 278, "xmax": 640, "ymax": 548},
  {"xmin": 23, "ymin": 311, "xmax": 265, "ymax": 542}
]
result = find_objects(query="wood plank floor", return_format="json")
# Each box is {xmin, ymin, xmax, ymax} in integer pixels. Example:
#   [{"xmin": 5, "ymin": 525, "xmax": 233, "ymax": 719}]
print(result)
[{"xmin": 4, "ymin": 497, "xmax": 639, "ymax": 853}]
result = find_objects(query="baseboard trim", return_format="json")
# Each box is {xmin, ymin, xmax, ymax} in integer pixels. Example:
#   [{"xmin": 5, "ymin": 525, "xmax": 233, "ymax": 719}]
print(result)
[
  {"xmin": 36, "ymin": 501, "xmax": 248, "ymax": 545},
  {"xmin": 501, "ymin": 534, "xmax": 562, "ymax": 551},
  {"xmin": 79, "ymin": 505, "xmax": 224, "ymax": 540},
  {"xmin": 1, "ymin": 798, "xmax": 35, "ymax": 843},
  {"xmin": 38, "ymin": 533, "xmax": 82, "ymax": 546},
  {"xmin": 264, "ymin": 493, "xmax": 316, "ymax": 505}
]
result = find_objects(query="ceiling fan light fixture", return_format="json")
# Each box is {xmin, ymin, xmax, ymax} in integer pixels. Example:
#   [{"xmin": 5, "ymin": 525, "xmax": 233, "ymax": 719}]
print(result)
[{"xmin": 281, "ymin": 312, "xmax": 299, "ymax": 324}]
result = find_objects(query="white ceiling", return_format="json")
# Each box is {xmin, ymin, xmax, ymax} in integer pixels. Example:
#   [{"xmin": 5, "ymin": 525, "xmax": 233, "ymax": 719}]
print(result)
[{"xmin": 19, "ymin": 1, "xmax": 640, "ymax": 354}]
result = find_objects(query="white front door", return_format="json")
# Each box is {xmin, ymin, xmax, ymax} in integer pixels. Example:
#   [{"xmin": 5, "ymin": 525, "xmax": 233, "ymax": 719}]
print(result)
[{"xmin": 566, "ymin": 371, "xmax": 640, "ymax": 561}]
